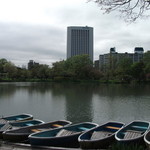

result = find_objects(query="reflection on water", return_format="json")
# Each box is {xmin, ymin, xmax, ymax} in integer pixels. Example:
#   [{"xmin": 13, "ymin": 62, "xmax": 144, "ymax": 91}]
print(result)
[
  {"xmin": 53, "ymin": 84, "xmax": 93, "ymax": 123},
  {"xmin": 0, "ymin": 82, "xmax": 150, "ymax": 124},
  {"xmin": 0, "ymin": 83, "xmax": 17, "ymax": 99}
]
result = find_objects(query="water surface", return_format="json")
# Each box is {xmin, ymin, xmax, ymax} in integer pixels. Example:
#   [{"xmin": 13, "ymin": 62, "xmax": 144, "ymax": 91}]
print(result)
[{"xmin": 0, "ymin": 82, "xmax": 150, "ymax": 125}]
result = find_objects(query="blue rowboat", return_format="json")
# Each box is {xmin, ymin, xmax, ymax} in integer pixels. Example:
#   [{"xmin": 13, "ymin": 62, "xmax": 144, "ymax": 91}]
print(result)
[
  {"xmin": 29, "ymin": 122, "xmax": 98, "ymax": 148},
  {"xmin": 115, "ymin": 120, "xmax": 150, "ymax": 145},
  {"xmin": 3, "ymin": 120, "xmax": 71, "ymax": 142},
  {"xmin": 144, "ymin": 130, "xmax": 150, "ymax": 150},
  {"xmin": 0, "ymin": 119, "xmax": 44, "ymax": 139},
  {"xmin": 9, "ymin": 119, "xmax": 44, "ymax": 128},
  {"xmin": 0, "ymin": 113, "xmax": 33, "ymax": 123},
  {"xmin": 78, "ymin": 121, "xmax": 124, "ymax": 149}
]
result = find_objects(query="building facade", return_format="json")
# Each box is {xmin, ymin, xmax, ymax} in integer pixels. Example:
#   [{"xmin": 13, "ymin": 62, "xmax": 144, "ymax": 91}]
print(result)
[
  {"xmin": 99, "ymin": 47, "xmax": 144, "ymax": 71},
  {"xmin": 67, "ymin": 26, "xmax": 93, "ymax": 61},
  {"xmin": 28, "ymin": 60, "xmax": 39, "ymax": 70}
]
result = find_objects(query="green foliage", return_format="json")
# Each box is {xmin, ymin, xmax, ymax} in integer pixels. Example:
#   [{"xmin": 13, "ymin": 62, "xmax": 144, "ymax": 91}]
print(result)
[
  {"xmin": 143, "ymin": 51, "xmax": 150, "ymax": 74},
  {"xmin": 102, "ymin": 53, "xmax": 150, "ymax": 83},
  {"xmin": 52, "ymin": 60, "xmax": 67, "ymax": 77},
  {"xmin": 16, "ymin": 68, "xmax": 30, "ymax": 80},
  {"xmin": 143, "ymin": 51, "xmax": 150, "ymax": 64},
  {"xmin": 29, "ymin": 64, "xmax": 51, "ymax": 79},
  {"xmin": 0, "ymin": 51, "xmax": 150, "ymax": 82},
  {"xmin": 115, "ymin": 58, "xmax": 132, "ymax": 82},
  {"xmin": 3, "ymin": 62, "xmax": 18, "ymax": 79},
  {"xmin": 0, "ymin": 58, "xmax": 8, "ymax": 73},
  {"xmin": 116, "ymin": 58, "xmax": 132, "ymax": 74},
  {"xmin": 52, "ymin": 55, "xmax": 99, "ymax": 80},
  {"xmin": 65, "ymin": 54, "xmax": 93, "ymax": 78},
  {"xmin": 131, "ymin": 62, "xmax": 145, "ymax": 81}
]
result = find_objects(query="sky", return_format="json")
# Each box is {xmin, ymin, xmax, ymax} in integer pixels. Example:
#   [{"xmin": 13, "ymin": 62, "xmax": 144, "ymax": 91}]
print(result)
[{"xmin": 0, "ymin": 0, "xmax": 150, "ymax": 67}]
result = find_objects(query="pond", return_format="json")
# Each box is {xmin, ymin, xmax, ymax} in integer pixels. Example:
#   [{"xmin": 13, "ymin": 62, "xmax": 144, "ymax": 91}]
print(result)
[{"xmin": 0, "ymin": 82, "xmax": 150, "ymax": 125}]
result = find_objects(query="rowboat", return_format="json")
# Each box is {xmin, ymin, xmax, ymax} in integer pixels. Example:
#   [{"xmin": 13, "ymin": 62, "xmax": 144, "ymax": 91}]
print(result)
[
  {"xmin": 78, "ymin": 121, "xmax": 124, "ymax": 149},
  {"xmin": 144, "ymin": 130, "xmax": 150, "ymax": 150},
  {"xmin": 29, "ymin": 122, "xmax": 98, "ymax": 148},
  {"xmin": 3, "ymin": 120, "xmax": 72, "ymax": 142},
  {"xmin": 0, "ymin": 119, "xmax": 44, "ymax": 139},
  {"xmin": 0, "ymin": 114, "xmax": 33, "ymax": 124},
  {"xmin": 115, "ymin": 120, "xmax": 150, "ymax": 145}
]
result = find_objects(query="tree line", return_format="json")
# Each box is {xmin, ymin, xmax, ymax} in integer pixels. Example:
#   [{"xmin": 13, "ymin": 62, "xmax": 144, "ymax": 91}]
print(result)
[
  {"xmin": 101, "ymin": 51, "xmax": 150, "ymax": 83},
  {"xmin": 0, "ymin": 51, "xmax": 150, "ymax": 83}
]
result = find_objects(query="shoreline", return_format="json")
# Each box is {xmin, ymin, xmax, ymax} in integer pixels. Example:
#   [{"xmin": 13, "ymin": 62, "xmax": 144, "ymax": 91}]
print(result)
[{"xmin": 0, "ymin": 79, "xmax": 150, "ymax": 84}]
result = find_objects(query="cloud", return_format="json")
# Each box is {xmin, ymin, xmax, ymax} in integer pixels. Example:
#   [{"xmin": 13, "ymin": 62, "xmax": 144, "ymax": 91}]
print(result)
[
  {"xmin": 0, "ymin": 23, "xmax": 66, "ymax": 66},
  {"xmin": 0, "ymin": 0, "xmax": 150, "ymax": 65}
]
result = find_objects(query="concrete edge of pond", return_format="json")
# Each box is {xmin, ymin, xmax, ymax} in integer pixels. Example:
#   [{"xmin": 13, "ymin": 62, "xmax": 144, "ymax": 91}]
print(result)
[
  {"xmin": 0, "ymin": 141, "xmax": 107, "ymax": 150},
  {"xmin": 0, "ymin": 141, "xmax": 83, "ymax": 150}
]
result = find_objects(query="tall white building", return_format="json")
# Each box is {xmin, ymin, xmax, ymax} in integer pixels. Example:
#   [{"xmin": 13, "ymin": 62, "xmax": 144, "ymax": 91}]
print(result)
[{"xmin": 67, "ymin": 26, "xmax": 93, "ymax": 61}]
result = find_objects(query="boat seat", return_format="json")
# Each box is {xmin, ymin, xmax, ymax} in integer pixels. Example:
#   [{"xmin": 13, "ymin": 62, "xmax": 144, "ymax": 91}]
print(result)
[
  {"xmin": 26, "ymin": 123, "xmax": 34, "ymax": 126},
  {"xmin": 0, "ymin": 119, "xmax": 7, "ymax": 124},
  {"xmin": 90, "ymin": 131, "xmax": 112, "ymax": 140},
  {"xmin": 16, "ymin": 117, "xmax": 23, "ymax": 120},
  {"xmin": 56, "ymin": 129, "xmax": 79, "ymax": 137},
  {"xmin": 52, "ymin": 124, "xmax": 63, "ymax": 128},
  {"xmin": 0, "ymin": 123, "xmax": 12, "ymax": 131},
  {"xmin": 106, "ymin": 126, "xmax": 120, "ymax": 130},
  {"xmin": 131, "ymin": 126, "xmax": 147, "ymax": 130},
  {"xmin": 31, "ymin": 127, "xmax": 53, "ymax": 133},
  {"xmin": 124, "ymin": 130, "xmax": 142, "ymax": 139},
  {"xmin": 78, "ymin": 127, "xmax": 89, "ymax": 131}
]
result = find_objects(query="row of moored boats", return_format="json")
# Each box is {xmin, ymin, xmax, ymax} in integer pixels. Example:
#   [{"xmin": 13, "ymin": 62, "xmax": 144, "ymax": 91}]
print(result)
[{"xmin": 1, "ymin": 113, "xmax": 150, "ymax": 149}]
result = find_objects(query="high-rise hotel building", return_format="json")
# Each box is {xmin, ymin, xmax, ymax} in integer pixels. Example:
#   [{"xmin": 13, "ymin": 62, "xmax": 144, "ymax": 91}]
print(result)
[{"xmin": 67, "ymin": 26, "xmax": 93, "ymax": 62}]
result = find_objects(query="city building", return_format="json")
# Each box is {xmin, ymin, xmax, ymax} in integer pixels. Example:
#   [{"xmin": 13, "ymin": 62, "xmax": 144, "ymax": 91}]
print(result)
[
  {"xmin": 94, "ymin": 60, "xmax": 100, "ymax": 69},
  {"xmin": 98, "ymin": 47, "xmax": 144, "ymax": 71},
  {"xmin": 67, "ymin": 26, "xmax": 93, "ymax": 61},
  {"xmin": 28, "ymin": 60, "xmax": 39, "ymax": 70}
]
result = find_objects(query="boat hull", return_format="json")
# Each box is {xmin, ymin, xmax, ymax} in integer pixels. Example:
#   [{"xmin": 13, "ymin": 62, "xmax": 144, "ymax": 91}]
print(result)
[
  {"xmin": 79, "ymin": 122, "xmax": 124, "ymax": 149},
  {"xmin": 0, "ymin": 124, "xmax": 9, "ymax": 139},
  {"xmin": 2, "ymin": 120, "xmax": 71, "ymax": 142},
  {"xmin": 79, "ymin": 134, "xmax": 116, "ymax": 149},
  {"xmin": 29, "ymin": 122, "xmax": 98, "ymax": 148},
  {"xmin": 30, "ymin": 133, "xmax": 81, "ymax": 148},
  {"xmin": 0, "ymin": 113, "xmax": 33, "ymax": 123},
  {"xmin": 0, "ymin": 119, "xmax": 44, "ymax": 139},
  {"xmin": 115, "ymin": 120, "xmax": 150, "ymax": 145},
  {"xmin": 144, "ymin": 131, "xmax": 150, "ymax": 150}
]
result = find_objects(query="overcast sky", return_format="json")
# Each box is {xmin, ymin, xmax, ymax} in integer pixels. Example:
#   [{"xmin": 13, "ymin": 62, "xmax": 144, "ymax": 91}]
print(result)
[{"xmin": 0, "ymin": 0, "xmax": 150, "ymax": 67}]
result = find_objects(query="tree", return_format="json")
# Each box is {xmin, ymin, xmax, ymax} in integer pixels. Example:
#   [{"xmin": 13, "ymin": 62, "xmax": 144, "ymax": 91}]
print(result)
[
  {"xmin": 89, "ymin": 0, "xmax": 150, "ymax": 22},
  {"xmin": 0, "ymin": 58, "xmax": 8, "ymax": 72},
  {"xmin": 115, "ymin": 58, "xmax": 132, "ymax": 82},
  {"xmin": 3, "ymin": 62, "xmax": 17, "ymax": 79},
  {"xmin": 51, "ymin": 55, "xmax": 101, "ymax": 80},
  {"xmin": 65, "ymin": 55, "xmax": 93, "ymax": 79},
  {"xmin": 143, "ymin": 51, "xmax": 150, "ymax": 80},
  {"xmin": 52, "ymin": 60, "xmax": 67, "ymax": 77},
  {"xmin": 105, "ymin": 54, "xmax": 118, "ymax": 78},
  {"xmin": 16, "ymin": 68, "xmax": 30, "ymax": 80},
  {"xmin": 36, "ymin": 64, "xmax": 51, "ymax": 79},
  {"xmin": 131, "ymin": 62, "xmax": 145, "ymax": 81},
  {"xmin": 28, "ymin": 64, "xmax": 51, "ymax": 79}
]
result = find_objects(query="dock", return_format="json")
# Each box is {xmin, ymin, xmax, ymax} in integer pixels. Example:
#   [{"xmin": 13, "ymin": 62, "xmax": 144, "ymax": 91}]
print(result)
[
  {"xmin": 0, "ymin": 141, "xmax": 86, "ymax": 150},
  {"xmin": 0, "ymin": 141, "xmax": 107, "ymax": 150}
]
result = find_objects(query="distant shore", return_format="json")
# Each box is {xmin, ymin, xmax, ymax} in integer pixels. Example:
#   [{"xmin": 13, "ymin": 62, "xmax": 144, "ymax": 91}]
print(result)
[{"xmin": 0, "ymin": 78, "xmax": 150, "ymax": 84}]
